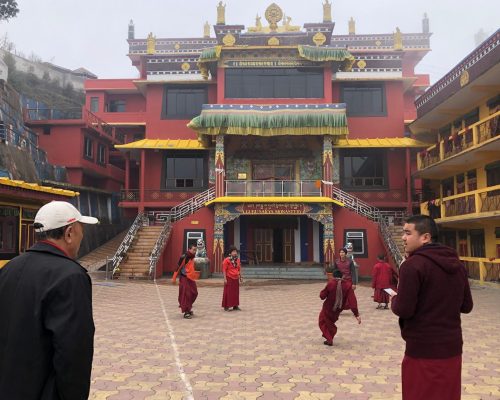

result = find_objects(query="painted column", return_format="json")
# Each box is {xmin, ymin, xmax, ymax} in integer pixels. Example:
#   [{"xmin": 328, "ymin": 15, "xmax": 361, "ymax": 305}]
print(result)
[
  {"xmin": 322, "ymin": 136, "xmax": 334, "ymax": 198},
  {"xmin": 215, "ymin": 134, "xmax": 225, "ymax": 198},
  {"xmin": 214, "ymin": 204, "xmax": 225, "ymax": 272},
  {"xmin": 323, "ymin": 211, "xmax": 335, "ymax": 266},
  {"xmin": 405, "ymin": 147, "xmax": 412, "ymax": 214},
  {"xmin": 139, "ymin": 149, "xmax": 146, "ymax": 212}
]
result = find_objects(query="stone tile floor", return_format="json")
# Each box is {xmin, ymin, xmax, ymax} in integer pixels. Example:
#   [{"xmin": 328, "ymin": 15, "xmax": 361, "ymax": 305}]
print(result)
[{"xmin": 89, "ymin": 278, "xmax": 500, "ymax": 399}]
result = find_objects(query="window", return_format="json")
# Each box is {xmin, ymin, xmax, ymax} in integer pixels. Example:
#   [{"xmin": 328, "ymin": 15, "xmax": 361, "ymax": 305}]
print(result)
[
  {"xmin": 108, "ymin": 100, "xmax": 126, "ymax": 113},
  {"xmin": 90, "ymin": 97, "xmax": 99, "ymax": 113},
  {"xmin": 340, "ymin": 149, "xmax": 387, "ymax": 189},
  {"xmin": 341, "ymin": 83, "xmax": 386, "ymax": 116},
  {"xmin": 183, "ymin": 230, "xmax": 205, "ymax": 253},
  {"xmin": 164, "ymin": 153, "xmax": 206, "ymax": 190},
  {"xmin": 164, "ymin": 87, "xmax": 207, "ymax": 119},
  {"xmin": 97, "ymin": 144, "xmax": 106, "ymax": 164},
  {"xmin": 485, "ymin": 161, "xmax": 500, "ymax": 188},
  {"xmin": 469, "ymin": 229, "xmax": 485, "ymax": 257},
  {"xmin": 84, "ymin": 137, "xmax": 93, "ymax": 159},
  {"xmin": 225, "ymin": 68, "xmax": 324, "ymax": 98},
  {"xmin": 441, "ymin": 177, "xmax": 454, "ymax": 197},
  {"xmin": 344, "ymin": 230, "xmax": 367, "ymax": 257}
]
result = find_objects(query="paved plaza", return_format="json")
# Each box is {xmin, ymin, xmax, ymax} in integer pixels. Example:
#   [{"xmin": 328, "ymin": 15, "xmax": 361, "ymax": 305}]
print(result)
[{"xmin": 89, "ymin": 278, "xmax": 500, "ymax": 400}]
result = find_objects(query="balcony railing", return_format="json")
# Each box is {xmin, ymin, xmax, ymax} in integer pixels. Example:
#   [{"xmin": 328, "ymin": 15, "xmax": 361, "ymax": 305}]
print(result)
[
  {"xmin": 225, "ymin": 180, "xmax": 322, "ymax": 197},
  {"xmin": 417, "ymin": 110, "xmax": 500, "ymax": 171},
  {"xmin": 421, "ymin": 184, "xmax": 500, "ymax": 220},
  {"xmin": 460, "ymin": 257, "xmax": 500, "ymax": 283}
]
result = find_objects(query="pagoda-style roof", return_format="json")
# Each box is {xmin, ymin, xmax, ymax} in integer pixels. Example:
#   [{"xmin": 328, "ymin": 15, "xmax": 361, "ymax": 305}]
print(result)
[
  {"xmin": 115, "ymin": 139, "xmax": 206, "ymax": 151},
  {"xmin": 335, "ymin": 138, "xmax": 430, "ymax": 148},
  {"xmin": 188, "ymin": 104, "xmax": 348, "ymax": 141},
  {"xmin": 0, "ymin": 178, "xmax": 78, "ymax": 197}
]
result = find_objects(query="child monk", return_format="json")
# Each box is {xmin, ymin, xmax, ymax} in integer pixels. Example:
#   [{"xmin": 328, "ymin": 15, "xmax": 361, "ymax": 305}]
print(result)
[
  {"xmin": 174, "ymin": 244, "xmax": 198, "ymax": 319},
  {"xmin": 372, "ymin": 253, "xmax": 398, "ymax": 309},
  {"xmin": 222, "ymin": 245, "xmax": 243, "ymax": 311},
  {"xmin": 319, "ymin": 270, "xmax": 361, "ymax": 346}
]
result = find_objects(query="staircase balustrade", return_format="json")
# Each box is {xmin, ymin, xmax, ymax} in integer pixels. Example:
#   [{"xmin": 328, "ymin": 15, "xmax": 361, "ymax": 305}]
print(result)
[
  {"xmin": 110, "ymin": 212, "xmax": 147, "ymax": 277},
  {"xmin": 148, "ymin": 221, "xmax": 172, "ymax": 280}
]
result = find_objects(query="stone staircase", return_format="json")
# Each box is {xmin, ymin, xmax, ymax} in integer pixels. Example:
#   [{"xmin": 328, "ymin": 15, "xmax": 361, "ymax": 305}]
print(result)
[
  {"xmin": 79, "ymin": 230, "xmax": 127, "ymax": 272},
  {"xmin": 387, "ymin": 224, "xmax": 405, "ymax": 258},
  {"xmin": 241, "ymin": 265, "xmax": 325, "ymax": 280},
  {"xmin": 117, "ymin": 225, "xmax": 164, "ymax": 279}
]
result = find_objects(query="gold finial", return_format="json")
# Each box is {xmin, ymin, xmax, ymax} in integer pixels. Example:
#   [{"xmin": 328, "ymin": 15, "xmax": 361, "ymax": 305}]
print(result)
[
  {"xmin": 265, "ymin": 3, "xmax": 283, "ymax": 32},
  {"xmin": 393, "ymin": 27, "xmax": 403, "ymax": 50},
  {"xmin": 348, "ymin": 17, "xmax": 355, "ymax": 35},
  {"xmin": 147, "ymin": 32, "xmax": 156, "ymax": 54},
  {"xmin": 323, "ymin": 0, "xmax": 332, "ymax": 23},
  {"xmin": 204, "ymin": 21, "xmax": 211, "ymax": 38},
  {"xmin": 217, "ymin": 1, "xmax": 226, "ymax": 25}
]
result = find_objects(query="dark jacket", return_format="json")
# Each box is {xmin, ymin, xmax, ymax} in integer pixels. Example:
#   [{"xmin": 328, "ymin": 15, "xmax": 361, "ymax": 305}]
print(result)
[
  {"xmin": 0, "ymin": 241, "xmax": 95, "ymax": 400},
  {"xmin": 391, "ymin": 243, "xmax": 473, "ymax": 359}
]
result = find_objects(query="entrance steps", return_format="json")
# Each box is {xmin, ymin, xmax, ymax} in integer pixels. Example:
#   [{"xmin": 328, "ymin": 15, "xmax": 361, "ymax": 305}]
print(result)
[
  {"xmin": 242, "ymin": 265, "xmax": 325, "ymax": 280},
  {"xmin": 79, "ymin": 230, "xmax": 128, "ymax": 272}
]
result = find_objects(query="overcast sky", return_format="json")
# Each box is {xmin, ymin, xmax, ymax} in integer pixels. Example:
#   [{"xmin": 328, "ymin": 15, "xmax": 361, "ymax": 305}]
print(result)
[{"xmin": 1, "ymin": 0, "xmax": 498, "ymax": 83}]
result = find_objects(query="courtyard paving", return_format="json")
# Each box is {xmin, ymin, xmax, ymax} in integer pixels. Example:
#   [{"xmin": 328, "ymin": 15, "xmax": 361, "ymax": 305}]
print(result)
[{"xmin": 89, "ymin": 278, "xmax": 500, "ymax": 400}]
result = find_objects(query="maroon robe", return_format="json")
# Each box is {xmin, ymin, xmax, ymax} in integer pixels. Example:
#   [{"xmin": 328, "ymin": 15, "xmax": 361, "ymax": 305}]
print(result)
[
  {"xmin": 372, "ymin": 261, "xmax": 397, "ymax": 303},
  {"xmin": 222, "ymin": 277, "xmax": 240, "ymax": 308},
  {"xmin": 179, "ymin": 275, "xmax": 198, "ymax": 313},
  {"xmin": 318, "ymin": 279, "xmax": 359, "ymax": 343},
  {"xmin": 402, "ymin": 354, "xmax": 462, "ymax": 400}
]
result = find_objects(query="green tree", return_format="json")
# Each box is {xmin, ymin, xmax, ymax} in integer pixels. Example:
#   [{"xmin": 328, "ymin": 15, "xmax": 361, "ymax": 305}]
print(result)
[{"xmin": 0, "ymin": 0, "xmax": 19, "ymax": 21}]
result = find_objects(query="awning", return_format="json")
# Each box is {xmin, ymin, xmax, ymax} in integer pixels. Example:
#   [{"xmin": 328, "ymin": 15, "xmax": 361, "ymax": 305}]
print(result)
[
  {"xmin": 335, "ymin": 138, "xmax": 431, "ymax": 148},
  {"xmin": 115, "ymin": 139, "xmax": 206, "ymax": 151},
  {"xmin": 188, "ymin": 103, "xmax": 349, "ymax": 139},
  {"xmin": 297, "ymin": 46, "xmax": 355, "ymax": 71},
  {"xmin": 205, "ymin": 196, "xmax": 344, "ymax": 207},
  {"xmin": 0, "ymin": 178, "xmax": 78, "ymax": 197}
]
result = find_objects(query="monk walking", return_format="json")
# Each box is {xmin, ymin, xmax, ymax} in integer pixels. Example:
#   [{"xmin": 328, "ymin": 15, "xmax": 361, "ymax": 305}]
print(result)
[
  {"xmin": 222, "ymin": 245, "xmax": 242, "ymax": 311},
  {"xmin": 176, "ymin": 244, "xmax": 198, "ymax": 319},
  {"xmin": 319, "ymin": 270, "xmax": 361, "ymax": 346},
  {"xmin": 372, "ymin": 253, "xmax": 398, "ymax": 309}
]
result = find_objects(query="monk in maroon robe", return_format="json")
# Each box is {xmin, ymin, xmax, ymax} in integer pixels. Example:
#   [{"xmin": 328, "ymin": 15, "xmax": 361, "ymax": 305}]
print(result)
[
  {"xmin": 222, "ymin": 245, "xmax": 243, "ymax": 311},
  {"xmin": 319, "ymin": 270, "xmax": 361, "ymax": 346},
  {"xmin": 332, "ymin": 247, "xmax": 358, "ymax": 310},
  {"xmin": 176, "ymin": 244, "xmax": 198, "ymax": 319},
  {"xmin": 372, "ymin": 253, "xmax": 398, "ymax": 309}
]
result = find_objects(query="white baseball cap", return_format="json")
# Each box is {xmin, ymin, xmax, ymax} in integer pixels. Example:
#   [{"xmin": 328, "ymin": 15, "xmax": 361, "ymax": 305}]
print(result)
[{"xmin": 34, "ymin": 201, "xmax": 99, "ymax": 232}]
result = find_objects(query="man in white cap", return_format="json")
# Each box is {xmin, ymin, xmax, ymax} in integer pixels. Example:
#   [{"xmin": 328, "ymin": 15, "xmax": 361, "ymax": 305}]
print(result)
[{"xmin": 0, "ymin": 201, "xmax": 98, "ymax": 400}]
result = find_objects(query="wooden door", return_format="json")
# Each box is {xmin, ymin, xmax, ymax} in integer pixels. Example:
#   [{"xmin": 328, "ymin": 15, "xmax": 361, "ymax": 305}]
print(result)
[
  {"xmin": 255, "ymin": 228, "xmax": 273, "ymax": 263},
  {"xmin": 283, "ymin": 228, "xmax": 295, "ymax": 263}
]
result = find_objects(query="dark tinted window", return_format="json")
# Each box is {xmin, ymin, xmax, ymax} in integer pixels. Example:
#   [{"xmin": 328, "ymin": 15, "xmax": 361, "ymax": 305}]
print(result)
[
  {"xmin": 90, "ymin": 97, "xmax": 99, "ymax": 113},
  {"xmin": 341, "ymin": 83, "xmax": 386, "ymax": 116},
  {"xmin": 165, "ymin": 87, "xmax": 207, "ymax": 119},
  {"xmin": 341, "ymin": 149, "xmax": 387, "ymax": 189},
  {"xmin": 225, "ymin": 68, "xmax": 324, "ymax": 98},
  {"xmin": 164, "ymin": 154, "xmax": 206, "ymax": 189},
  {"xmin": 108, "ymin": 100, "xmax": 126, "ymax": 112}
]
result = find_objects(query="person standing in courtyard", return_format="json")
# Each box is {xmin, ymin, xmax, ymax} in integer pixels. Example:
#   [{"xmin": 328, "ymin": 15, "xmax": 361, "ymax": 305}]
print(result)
[
  {"xmin": 319, "ymin": 269, "xmax": 361, "ymax": 346},
  {"xmin": 222, "ymin": 245, "xmax": 243, "ymax": 311},
  {"xmin": 372, "ymin": 253, "xmax": 398, "ymax": 309},
  {"xmin": 175, "ymin": 244, "xmax": 199, "ymax": 319},
  {"xmin": 391, "ymin": 215, "xmax": 473, "ymax": 400},
  {"xmin": 0, "ymin": 201, "xmax": 97, "ymax": 400},
  {"xmin": 333, "ymin": 247, "xmax": 358, "ymax": 310}
]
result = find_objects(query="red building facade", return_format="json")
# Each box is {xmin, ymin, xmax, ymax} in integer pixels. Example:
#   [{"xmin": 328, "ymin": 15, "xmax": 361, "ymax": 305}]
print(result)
[{"xmin": 75, "ymin": 4, "xmax": 432, "ymax": 277}]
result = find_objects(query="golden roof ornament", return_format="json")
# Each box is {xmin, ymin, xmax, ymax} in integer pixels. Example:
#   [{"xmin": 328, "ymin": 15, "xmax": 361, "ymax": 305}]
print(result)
[
  {"xmin": 323, "ymin": 0, "xmax": 332, "ymax": 23},
  {"xmin": 348, "ymin": 17, "xmax": 355, "ymax": 35},
  {"xmin": 204, "ymin": 21, "xmax": 211, "ymax": 38},
  {"xmin": 217, "ymin": 1, "xmax": 226, "ymax": 25},
  {"xmin": 268, "ymin": 36, "xmax": 280, "ymax": 46},
  {"xmin": 313, "ymin": 32, "xmax": 327, "ymax": 46},
  {"xmin": 393, "ymin": 27, "xmax": 403, "ymax": 50},
  {"xmin": 265, "ymin": 3, "xmax": 283, "ymax": 32},
  {"xmin": 146, "ymin": 32, "xmax": 156, "ymax": 54},
  {"xmin": 222, "ymin": 33, "xmax": 236, "ymax": 46}
]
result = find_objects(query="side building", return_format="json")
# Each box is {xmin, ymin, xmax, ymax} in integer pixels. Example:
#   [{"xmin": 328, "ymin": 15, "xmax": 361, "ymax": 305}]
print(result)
[{"xmin": 411, "ymin": 29, "xmax": 500, "ymax": 284}]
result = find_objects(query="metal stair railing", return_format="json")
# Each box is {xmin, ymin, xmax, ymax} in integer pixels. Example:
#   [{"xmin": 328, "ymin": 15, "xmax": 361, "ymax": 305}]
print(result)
[
  {"xmin": 149, "ymin": 219, "xmax": 172, "ymax": 281},
  {"xmin": 110, "ymin": 212, "xmax": 146, "ymax": 277},
  {"xmin": 170, "ymin": 186, "xmax": 215, "ymax": 221},
  {"xmin": 331, "ymin": 186, "xmax": 406, "ymax": 267}
]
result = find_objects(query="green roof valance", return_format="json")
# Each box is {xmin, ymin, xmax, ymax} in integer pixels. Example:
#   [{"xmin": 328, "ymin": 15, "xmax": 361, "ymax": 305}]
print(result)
[
  {"xmin": 188, "ymin": 104, "xmax": 349, "ymax": 138},
  {"xmin": 297, "ymin": 46, "xmax": 355, "ymax": 71}
]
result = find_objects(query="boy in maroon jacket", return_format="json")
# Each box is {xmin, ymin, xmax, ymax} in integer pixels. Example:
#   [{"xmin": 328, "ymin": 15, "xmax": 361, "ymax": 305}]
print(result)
[{"xmin": 391, "ymin": 215, "xmax": 473, "ymax": 400}]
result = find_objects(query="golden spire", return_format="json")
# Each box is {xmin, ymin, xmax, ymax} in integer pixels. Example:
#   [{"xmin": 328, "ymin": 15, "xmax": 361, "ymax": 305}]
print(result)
[
  {"xmin": 204, "ymin": 21, "xmax": 211, "ymax": 38},
  {"xmin": 323, "ymin": 0, "xmax": 332, "ymax": 23},
  {"xmin": 348, "ymin": 17, "xmax": 355, "ymax": 35},
  {"xmin": 217, "ymin": 1, "xmax": 226, "ymax": 25},
  {"xmin": 146, "ymin": 32, "xmax": 156, "ymax": 54},
  {"xmin": 393, "ymin": 27, "xmax": 403, "ymax": 50}
]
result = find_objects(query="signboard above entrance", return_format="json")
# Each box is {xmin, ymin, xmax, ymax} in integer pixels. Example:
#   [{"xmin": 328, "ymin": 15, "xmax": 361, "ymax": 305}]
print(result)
[{"xmin": 236, "ymin": 203, "xmax": 310, "ymax": 215}]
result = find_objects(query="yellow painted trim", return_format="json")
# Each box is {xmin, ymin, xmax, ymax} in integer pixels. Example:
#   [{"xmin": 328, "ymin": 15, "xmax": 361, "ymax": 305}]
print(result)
[
  {"xmin": 115, "ymin": 138, "xmax": 207, "ymax": 150},
  {"xmin": 0, "ymin": 178, "xmax": 78, "ymax": 197},
  {"xmin": 205, "ymin": 196, "xmax": 344, "ymax": 207},
  {"xmin": 105, "ymin": 122, "xmax": 146, "ymax": 126},
  {"xmin": 335, "ymin": 138, "xmax": 430, "ymax": 148},
  {"xmin": 0, "ymin": 260, "xmax": 8, "ymax": 268}
]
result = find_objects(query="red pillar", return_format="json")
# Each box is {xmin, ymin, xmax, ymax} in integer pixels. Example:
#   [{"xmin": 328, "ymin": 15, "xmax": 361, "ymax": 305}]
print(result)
[
  {"xmin": 125, "ymin": 152, "xmax": 130, "ymax": 191},
  {"xmin": 139, "ymin": 149, "xmax": 146, "ymax": 212},
  {"xmin": 406, "ymin": 147, "xmax": 412, "ymax": 214}
]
